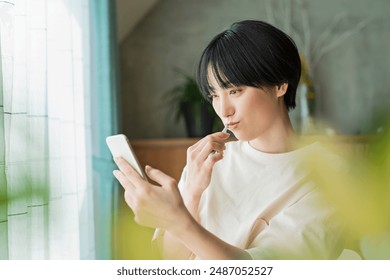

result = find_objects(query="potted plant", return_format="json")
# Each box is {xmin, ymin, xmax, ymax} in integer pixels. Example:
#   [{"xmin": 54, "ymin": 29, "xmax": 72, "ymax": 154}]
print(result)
[{"xmin": 165, "ymin": 71, "xmax": 218, "ymax": 137}]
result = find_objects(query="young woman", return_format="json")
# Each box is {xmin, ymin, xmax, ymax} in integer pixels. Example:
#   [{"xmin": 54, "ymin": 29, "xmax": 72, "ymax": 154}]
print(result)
[{"xmin": 113, "ymin": 20, "xmax": 345, "ymax": 260}]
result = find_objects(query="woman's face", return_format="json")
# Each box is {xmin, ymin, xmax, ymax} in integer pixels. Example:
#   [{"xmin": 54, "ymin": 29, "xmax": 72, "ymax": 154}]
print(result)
[{"xmin": 208, "ymin": 72, "xmax": 285, "ymax": 141}]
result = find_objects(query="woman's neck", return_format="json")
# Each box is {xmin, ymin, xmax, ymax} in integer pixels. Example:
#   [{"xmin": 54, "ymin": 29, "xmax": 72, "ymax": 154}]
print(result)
[{"xmin": 248, "ymin": 107, "xmax": 297, "ymax": 154}]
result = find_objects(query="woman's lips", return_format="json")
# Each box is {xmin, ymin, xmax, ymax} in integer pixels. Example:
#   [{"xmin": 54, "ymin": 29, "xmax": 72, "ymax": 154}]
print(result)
[{"xmin": 227, "ymin": 121, "xmax": 239, "ymax": 129}]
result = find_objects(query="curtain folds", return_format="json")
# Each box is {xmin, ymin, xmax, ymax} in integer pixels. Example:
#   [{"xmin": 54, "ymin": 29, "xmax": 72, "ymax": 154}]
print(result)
[
  {"xmin": 89, "ymin": 0, "xmax": 121, "ymax": 260},
  {"xmin": 0, "ymin": 0, "xmax": 120, "ymax": 259}
]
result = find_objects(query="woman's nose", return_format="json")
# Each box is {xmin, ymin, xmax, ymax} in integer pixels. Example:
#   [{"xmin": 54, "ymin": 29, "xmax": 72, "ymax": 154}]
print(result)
[{"xmin": 219, "ymin": 96, "xmax": 234, "ymax": 118}]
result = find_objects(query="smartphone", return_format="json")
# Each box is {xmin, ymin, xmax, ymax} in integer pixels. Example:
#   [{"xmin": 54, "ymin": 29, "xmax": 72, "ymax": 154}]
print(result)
[{"xmin": 106, "ymin": 134, "xmax": 146, "ymax": 179}]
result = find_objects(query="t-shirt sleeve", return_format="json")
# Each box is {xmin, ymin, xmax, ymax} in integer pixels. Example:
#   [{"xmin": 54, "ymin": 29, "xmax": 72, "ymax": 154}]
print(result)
[{"xmin": 245, "ymin": 189, "xmax": 345, "ymax": 260}]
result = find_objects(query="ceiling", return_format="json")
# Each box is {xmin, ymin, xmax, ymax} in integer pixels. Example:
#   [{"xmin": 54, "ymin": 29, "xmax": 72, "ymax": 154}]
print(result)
[{"xmin": 115, "ymin": 0, "xmax": 160, "ymax": 43}]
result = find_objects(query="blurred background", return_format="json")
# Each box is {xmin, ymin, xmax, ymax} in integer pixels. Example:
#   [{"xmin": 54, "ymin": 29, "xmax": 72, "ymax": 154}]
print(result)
[
  {"xmin": 118, "ymin": 0, "xmax": 389, "ymax": 138},
  {"xmin": 0, "ymin": 0, "xmax": 389, "ymax": 260},
  {"xmin": 116, "ymin": 0, "xmax": 390, "ymax": 259}
]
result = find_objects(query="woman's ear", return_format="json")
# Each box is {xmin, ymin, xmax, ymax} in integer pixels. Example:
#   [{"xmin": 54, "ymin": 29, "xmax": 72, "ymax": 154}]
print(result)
[{"xmin": 276, "ymin": 83, "xmax": 288, "ymax": 97}]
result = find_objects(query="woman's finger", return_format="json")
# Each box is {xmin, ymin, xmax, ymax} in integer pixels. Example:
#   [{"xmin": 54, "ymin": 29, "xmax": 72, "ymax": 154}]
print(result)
[
  {"xmin": 114, "ymin": 157, "xmax": 146, "ymax": 187},
  {"xmin": 199, "ymin": 141, "xmax": 225, "ymax": 161},
  {"xmin": 189, "ymin": 132, "xmax": 229, "ymax": 154},
  {"xmin": 188, "ymin": 133, "xmax": 229, "ymax": 161},
  {"xmin": 145, "ymin": 165, "xmax": 177, "ymax": 189},
  {"xmin": 123, "ymin": 189, "xmax": 136, "ymax": 210},
  {"xmin": 205, "ymin": 149, "xmax": 224, "ymax": 169},
  {"xmin": 113, "ymin": 169, "xmax": 136, "ymax": 191}
]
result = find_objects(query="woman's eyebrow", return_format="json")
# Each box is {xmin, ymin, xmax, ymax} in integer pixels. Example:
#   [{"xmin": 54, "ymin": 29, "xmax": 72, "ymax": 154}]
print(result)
[{"xmin": 224, "ymin": 83, "xmax": 241, "ymax": 89}]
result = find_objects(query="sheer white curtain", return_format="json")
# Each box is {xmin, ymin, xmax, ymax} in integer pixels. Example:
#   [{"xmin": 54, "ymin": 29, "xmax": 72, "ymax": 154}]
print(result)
[{"xmin": 0, "ymin": 0, "xmax": 95, "ymax": 259}]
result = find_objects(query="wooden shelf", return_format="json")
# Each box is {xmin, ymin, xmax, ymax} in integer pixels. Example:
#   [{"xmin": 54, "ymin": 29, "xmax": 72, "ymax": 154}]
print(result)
[{"xmin": 131, "ymin": 138, "xmax": 199, "ymax": 181}]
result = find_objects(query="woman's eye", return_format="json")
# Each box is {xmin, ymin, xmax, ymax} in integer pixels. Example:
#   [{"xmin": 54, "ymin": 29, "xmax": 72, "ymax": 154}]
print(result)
[
  {"xmin": 208, "ymin": 93, "xmax": 219, "ymax": 100},
  {"xmin": 230, "ymin": 89, "xmax": 240, "ymax": 95}
]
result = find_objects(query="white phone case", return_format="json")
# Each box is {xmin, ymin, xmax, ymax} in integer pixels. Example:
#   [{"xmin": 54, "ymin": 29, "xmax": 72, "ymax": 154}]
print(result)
[{"xmin": 106, "ymin": 134, "xmax": 146, "ymax": 179}]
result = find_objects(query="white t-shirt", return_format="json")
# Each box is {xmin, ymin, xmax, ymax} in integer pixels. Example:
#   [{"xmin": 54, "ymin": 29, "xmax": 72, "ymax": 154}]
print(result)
[{"xmin": 155, "ymin": 141, "xmax": 345, "ymax": 259}]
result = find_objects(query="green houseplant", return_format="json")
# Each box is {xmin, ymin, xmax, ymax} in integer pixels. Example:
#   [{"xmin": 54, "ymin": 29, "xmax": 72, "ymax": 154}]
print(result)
[{"xmin": 165, "ymin": 71, "xmax": 218, "ymax": 137}]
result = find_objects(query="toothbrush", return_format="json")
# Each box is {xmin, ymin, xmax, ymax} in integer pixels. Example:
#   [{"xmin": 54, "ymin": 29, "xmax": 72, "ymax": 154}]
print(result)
[
  {"xmin": 209, "ymin": 124, "xmax": 229, "ymax": 156},
  {"xmin": 222, "ymin": 125, "xmax": 229, "ymax": 134}
]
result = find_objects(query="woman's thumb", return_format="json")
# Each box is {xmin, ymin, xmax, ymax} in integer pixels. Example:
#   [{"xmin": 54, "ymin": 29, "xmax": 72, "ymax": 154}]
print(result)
[{"xmin": 145, "ymin": 165, "xmax": 177, "ymax": 187}]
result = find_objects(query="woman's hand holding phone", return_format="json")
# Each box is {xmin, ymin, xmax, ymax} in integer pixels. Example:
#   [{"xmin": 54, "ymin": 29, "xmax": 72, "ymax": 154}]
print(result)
[
  {"xmin": 108, "ymin": 131, "xmax": 229, "ymax": 230},
  {"xmin": 113, "ymin": 157, "xmax": 191, "ymax": 232},
  {"xmin": 107, "ymin": 134, "xmax": 187, "ymax": 230}
]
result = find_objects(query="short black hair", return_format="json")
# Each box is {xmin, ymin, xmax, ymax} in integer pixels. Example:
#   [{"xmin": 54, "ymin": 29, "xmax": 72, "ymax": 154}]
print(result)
[{"xmin": 196, "ymin": 20, "xmax": 301, "ymax": 111}]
